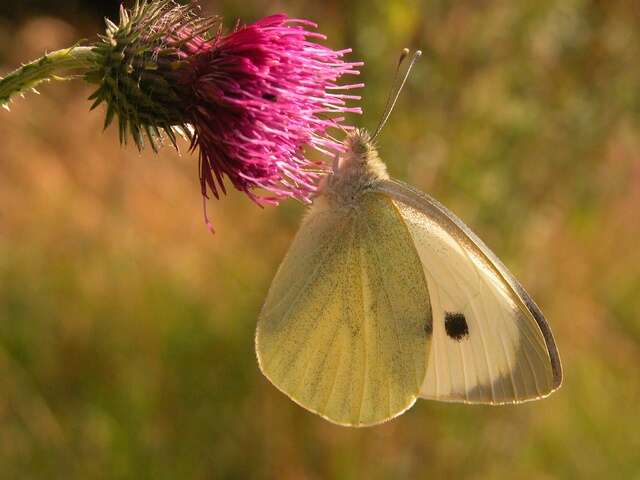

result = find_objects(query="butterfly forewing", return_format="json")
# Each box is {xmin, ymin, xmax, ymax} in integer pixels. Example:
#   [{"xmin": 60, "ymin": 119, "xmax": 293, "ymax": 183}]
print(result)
[
  {"xmin": 256, "ymin": 193, "xmax": 432, "ymax": 426},
  {"xmin": 376, "ymin": 179, "xmax": 562, "ymax": 404}
]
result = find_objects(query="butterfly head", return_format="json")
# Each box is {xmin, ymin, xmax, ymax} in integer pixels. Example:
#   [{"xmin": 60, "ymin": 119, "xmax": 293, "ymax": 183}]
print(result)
[
  {"xmin": 317, "ymin": 128, "xmax": 389, "ymax": 207},
  {"xmin": 343, "ymin": 128, "xmax": 375, "ymax": 158},
  {"xmin": 339, "ymin": 128, "xmax": 389, "ymax": 178}
]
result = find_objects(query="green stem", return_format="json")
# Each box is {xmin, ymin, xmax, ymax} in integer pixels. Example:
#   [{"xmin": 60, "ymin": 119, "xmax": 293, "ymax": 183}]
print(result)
[{"xmin": 0, "ymin": 46, "xmax": 96, "ymax": 107}]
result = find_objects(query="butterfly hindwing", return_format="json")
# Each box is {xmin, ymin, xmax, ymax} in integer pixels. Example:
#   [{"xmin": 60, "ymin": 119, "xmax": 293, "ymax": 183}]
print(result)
[
  {"xmin": 256, "ymin": 193, "xmax": 431, "ymax": 426},
  {"xmin": 376, "ymin": 179, "xmax": 562, "ymax": 404}
]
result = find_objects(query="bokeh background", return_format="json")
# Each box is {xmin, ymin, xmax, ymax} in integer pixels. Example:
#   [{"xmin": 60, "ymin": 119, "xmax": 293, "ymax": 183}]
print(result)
[{"xmin": 1, "ymin": 0, "xmax": 639, "ymax": 478}]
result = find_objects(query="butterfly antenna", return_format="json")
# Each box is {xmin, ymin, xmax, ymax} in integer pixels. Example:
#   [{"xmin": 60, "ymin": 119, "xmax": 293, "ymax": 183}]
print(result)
[
  {"xmin": 371, "ymin": 49, "xmax": 422, "ymax": 142},
  {"xmin": 372, "ymin": 48, "xmax": 409, "ymax": 138}
]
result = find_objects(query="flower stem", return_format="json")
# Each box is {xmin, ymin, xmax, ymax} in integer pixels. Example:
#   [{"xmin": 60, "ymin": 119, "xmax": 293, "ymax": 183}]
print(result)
[{"xmin": 0, "ymin": 46, "xmax": 96, "ymax": 108}]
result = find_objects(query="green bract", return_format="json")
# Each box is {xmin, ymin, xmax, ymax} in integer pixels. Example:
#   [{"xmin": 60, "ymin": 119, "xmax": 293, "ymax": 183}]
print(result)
[{"xmin": 85, "ymin": 1, "xmax": 219, "ymax": 151}]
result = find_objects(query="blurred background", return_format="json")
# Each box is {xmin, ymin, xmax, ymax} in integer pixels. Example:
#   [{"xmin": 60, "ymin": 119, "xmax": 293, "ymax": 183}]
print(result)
[{"xmin": 1, "ymin": 0, "xmax": 639, "ymax": 478}]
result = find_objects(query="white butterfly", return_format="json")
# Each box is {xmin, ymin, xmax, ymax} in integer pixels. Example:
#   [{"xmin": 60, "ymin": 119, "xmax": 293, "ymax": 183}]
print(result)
[{"xmin": 255, "ymin": 50, "xmax": 562, "ymax": 427}]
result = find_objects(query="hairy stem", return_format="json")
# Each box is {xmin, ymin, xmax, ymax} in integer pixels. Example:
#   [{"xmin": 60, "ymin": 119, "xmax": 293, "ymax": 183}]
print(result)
[{"xmin": 0, "ymin": 46, "xmax": 96, "ymax": 107}]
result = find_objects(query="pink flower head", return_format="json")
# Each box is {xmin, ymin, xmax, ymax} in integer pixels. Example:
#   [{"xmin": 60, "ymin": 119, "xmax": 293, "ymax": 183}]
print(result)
[{"xmin": 179, "ymin": 14, "xmax": 363, "ymax": 230}]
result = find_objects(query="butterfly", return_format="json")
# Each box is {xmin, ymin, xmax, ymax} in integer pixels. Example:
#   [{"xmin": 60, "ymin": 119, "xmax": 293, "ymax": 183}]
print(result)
[{"xmin": 255, "ymin": 50, "xmax": 562, "ymax": 427}]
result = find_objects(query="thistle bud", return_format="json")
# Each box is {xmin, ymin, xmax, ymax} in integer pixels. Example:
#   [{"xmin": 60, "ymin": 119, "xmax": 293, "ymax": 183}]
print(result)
[{"xmin": 85, "ymin": 1, "xmax": 217, "ymax": 151}]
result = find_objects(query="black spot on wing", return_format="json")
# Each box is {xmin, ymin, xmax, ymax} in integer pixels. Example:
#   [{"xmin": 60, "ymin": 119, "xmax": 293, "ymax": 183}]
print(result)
[
  {"xmin": 445, "ymin": 312, "xmax": 469, "ymax": 340},
  {"xmin": 262, "ymin": 93, "xmax": 277, "ymax": 102}
]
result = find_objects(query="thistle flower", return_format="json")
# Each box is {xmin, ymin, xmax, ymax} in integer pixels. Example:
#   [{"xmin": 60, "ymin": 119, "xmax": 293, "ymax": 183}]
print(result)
[
  {"xmin": 181, "ymin": 14, "xmax": 363, "ymax": 218},
  {"xmin": 0, "ymin": 1, "xmax": 363, "ymax": 231}
]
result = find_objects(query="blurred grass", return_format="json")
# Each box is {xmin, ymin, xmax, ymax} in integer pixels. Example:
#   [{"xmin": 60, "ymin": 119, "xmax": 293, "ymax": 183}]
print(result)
[{"xmin": 1, "ymin": 0, "xmax": 640, "ymax": 478}]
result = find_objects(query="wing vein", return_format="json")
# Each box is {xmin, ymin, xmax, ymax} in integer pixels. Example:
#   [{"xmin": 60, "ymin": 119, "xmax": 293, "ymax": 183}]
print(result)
[{"xmin": 356, "ymin": 219, "xmax": 368, "ymax": 425}]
